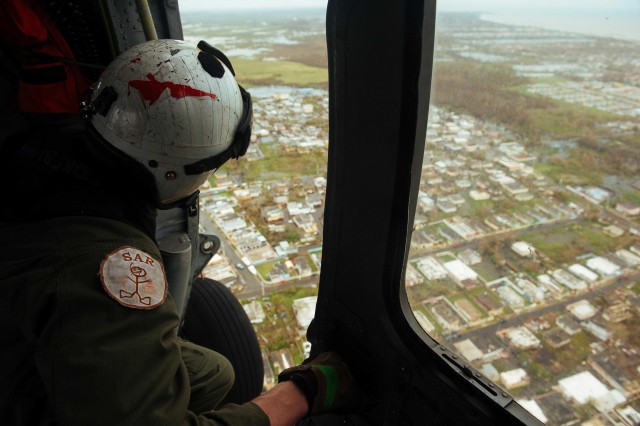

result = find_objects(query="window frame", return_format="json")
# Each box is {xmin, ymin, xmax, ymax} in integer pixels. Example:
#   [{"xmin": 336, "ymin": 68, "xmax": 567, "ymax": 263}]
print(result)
[{"xmin": 308, "ymin": 0, "xmax": 542, "ymax": 424}]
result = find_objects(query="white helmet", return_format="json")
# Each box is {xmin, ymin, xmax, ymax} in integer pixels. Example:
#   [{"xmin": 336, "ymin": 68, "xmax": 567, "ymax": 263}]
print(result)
[{"xmin": 84, "ymin": 39, "xmax": 252, "ymax": 206}]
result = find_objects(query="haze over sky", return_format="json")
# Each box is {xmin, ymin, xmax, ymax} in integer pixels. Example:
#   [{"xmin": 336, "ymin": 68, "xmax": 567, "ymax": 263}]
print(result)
[
  {"xmin": 179, "ymin": 0, "xmax": 639, "ymax": 41},
  {"xmin": 179, "ymin": 0, "xmax": 639, "ymax": 15}
]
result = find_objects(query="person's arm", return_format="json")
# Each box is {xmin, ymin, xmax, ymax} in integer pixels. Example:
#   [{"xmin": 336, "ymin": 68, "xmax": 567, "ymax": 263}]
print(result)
[{"xmin": 252, "ymin": 381, "xmax": 310, "ymax": 426}]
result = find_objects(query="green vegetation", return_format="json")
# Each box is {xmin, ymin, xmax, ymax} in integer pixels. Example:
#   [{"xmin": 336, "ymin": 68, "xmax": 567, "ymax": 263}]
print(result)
[
  {"xmin": 437, "ymin": 253, "xmax": 456, "ymax": 263},
  {"xmin": 464, "ymin": 199, "xmax": 496, "ymax": 217},
  {"xmin": 528, "ymin": 75, "xmax": 568, "ymax": 85},
  {"xmin": 522, "ymin": 358, "xmax": 552, "ymax": 382},
  {"xmin": 256, "ymin": 262, "xmax": 274, "ymax": 280},
  {"xmin": 533, "ymin": 163, "xmax": 600, "ymax": 186},
  {"xmin": 249, "ymin": 286, "xmax": 318, "ymax": 362},
  {"xmin": 472, "ymin": 259, "xmax": 504, "ymax": 282},
  {"xmin": 282, "ymin": 229, "xmax": 301, "ymax": 244},
  {"xmin": 522, "ymin": 226, "xmax": 586, "ymax": 263},
  {"xmin": 522, "ymin": 220, "xmax": 633, "ymax": 263},
  {"xmin": 573, "ymin": 225, "xmax": 619, "ymax": 253},
  {"xmin": 432, "ymin": 61, "xmax": 546, "ymax": 134},
  {"xmin": 220, "ymin": 144, "xmax": 326, "ymax": 181},
  {"xmin": 621, "ymin": 191, "xmax": 640, "ymax": 206},
  {"xmin": 234, "ymin": 58, "xmax": 328, "ymax": 87},
  {"xmin": 527, "ymin": 100, "xmax": 619, "ymax": 138},
  {"xmin": 432, "ymin": 61, "xmax": 621, "ymax": 142},
  {"xmin": 548, "ymin": 332, "xmax": 592, "ymax": 376},
  {"xmin": 261, "ymin": 35, "xmax": 328, "ymax": 69}
]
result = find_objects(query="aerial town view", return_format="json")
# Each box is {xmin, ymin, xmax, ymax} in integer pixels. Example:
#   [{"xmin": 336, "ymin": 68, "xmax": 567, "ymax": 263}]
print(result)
[{"xmin": 182, "ymin": 7, "xmax": 640, "ymax": 425}]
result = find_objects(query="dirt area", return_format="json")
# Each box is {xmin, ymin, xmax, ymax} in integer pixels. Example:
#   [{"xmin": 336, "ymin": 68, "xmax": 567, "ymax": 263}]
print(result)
[{"xmin": 259, "ymin": 35, "xmax": 328, "ymax": 68}]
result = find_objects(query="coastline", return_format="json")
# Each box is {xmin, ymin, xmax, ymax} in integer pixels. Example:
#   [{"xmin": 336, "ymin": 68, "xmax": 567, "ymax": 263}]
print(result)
[{"xmin": 479, "ymin": 12, "xmax": 640, "ymax": 43}]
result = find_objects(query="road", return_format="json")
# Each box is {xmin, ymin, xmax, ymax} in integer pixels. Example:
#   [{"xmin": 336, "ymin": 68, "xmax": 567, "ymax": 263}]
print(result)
[
  {"xmin": 409, "ymin": 217, "xmax": 579, "ymax": 260},
  {"xmin": 199, "ymin": 211, "xmax": 264, "ymax": 295},
  {"xmin": 455, "ymin": 271, "xmax": 639, "ymax": 342},
  {"xmin": 199, "ymin": 209, "xmax": 319, "ymax": 300}
]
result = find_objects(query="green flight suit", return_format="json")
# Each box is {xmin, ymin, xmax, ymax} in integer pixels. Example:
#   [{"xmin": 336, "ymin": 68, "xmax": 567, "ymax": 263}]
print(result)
[{"xmin": 0, "ymin": 216, "xmax": 269, "ymax": 426}]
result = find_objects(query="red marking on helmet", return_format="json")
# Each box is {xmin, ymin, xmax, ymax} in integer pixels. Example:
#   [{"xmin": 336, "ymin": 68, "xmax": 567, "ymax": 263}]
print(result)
[
  {"xmin": 128, "ymin": 73, "xmax": 217, "ymax": 105},
  {"xmin": 131, "ymin": 57, "xmax": 141, "ymax": 63}
]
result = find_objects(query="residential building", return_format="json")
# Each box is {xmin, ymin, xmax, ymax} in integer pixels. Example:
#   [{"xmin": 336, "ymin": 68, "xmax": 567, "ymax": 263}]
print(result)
[
  {"xmin": 556, "ymin": 315, "xmax": 582, "ymax": 336},
  {"xmin": 566, "ymin": 300, "xmax": 597, "ymax": 320},
  {"xmin": 615, "ymin": 201, "xmax": 640, "ymax": 216},
  {"xmin": 586, "ymin": 257, "xmax": 621, "ymax": 276},
  {"xmin": 443, "ymin": 260, "xmax": 478, "ymax": 286},
  {"xmin": 502, "ymin": 327, "xmax": 541, "ymax": 350},
  {"xmin": 500, "ymin": 368, "xmax": 530, "ymax": 389},
  {"xmin": 602, "ymin": 303, "xmax": 632, "ymax": 322}
]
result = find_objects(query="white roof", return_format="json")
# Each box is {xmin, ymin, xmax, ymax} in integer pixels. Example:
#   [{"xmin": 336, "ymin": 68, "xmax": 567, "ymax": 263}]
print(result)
[
  {"xmin": 416, "ymin": 256, "xmax": 448, "ymax": 280},
  {"xmin": 505, "ymin": 327, "xmax": 540, "ymax": 348},
  {"xmin": 511, "ymin": 241, "xmax": 534, "ymax": 257},
  {"xmin": 566, "ymin": 300, "xmax": 597, "ymax": 320},
  {"xmin": 586, "ymin": 256, "xmax": 620, "ymax": 276},
  {"xmin": 592, "ymin": 389, "xmax": 626, "ymax": 413},
  {"xmin": 559, "ymin": 371, "xmax": 609, "ymax": 405},
  {"xmin": 518, "ymin": 400, "xmax": 548, "ymax": 424},
  {"xmin": 292, "ymin": 296, "xmax": 317, "ymax": 328},
  {"xmin": 243, "ymin": 300, "xmax": 266, "ymax": 324},
  {"xmin": 568, "ymin": 264, "xmax": 599, "ymax": 282},
  {"xmin": 443, "ymin": 259, "xmax": 478, "ymax": 281},
  {"xmin": 500, "ymin": 368, "xmax": 528, "ymax": 387},
  {"xmin": 454, "ymin": 339, "xmax": 483, "ymax": 362}
]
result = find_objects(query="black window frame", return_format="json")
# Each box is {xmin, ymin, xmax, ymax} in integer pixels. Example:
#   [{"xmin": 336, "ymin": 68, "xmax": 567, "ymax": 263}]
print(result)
[{"xmin": 308, "ymin": 1, "xmax": 543, "ymax": 424}]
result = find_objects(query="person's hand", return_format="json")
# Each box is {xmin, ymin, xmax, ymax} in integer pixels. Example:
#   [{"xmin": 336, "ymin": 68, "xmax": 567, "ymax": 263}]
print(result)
[{"xmin": 277, "ymin": 351, "xmax": 368, "ymax": 416}]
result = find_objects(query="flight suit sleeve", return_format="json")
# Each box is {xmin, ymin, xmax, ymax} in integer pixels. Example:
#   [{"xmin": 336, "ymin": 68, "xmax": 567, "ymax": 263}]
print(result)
[{"xmin": 32, "ymin": 244, "xmax": 269, "ymax": 426}]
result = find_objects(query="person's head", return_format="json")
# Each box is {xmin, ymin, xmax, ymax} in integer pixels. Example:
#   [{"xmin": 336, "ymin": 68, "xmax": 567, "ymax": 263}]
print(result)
[{"xmin": 82, "ymin": 39, "xmax": 252, "ymax": 207}]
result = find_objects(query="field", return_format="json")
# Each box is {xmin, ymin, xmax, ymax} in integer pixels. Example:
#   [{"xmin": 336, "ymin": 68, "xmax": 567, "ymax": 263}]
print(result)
[
  {"xmin": 218, "ymin": 143, "xmax": 327, "ymax": 181},
  {"xmin": 234, "ymin": 58, "xmax": 328, "ymax": 88}
]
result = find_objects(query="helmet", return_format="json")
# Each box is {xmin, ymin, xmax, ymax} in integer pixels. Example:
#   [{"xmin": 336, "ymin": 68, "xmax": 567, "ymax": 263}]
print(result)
[{"xmin": 84, "ymin": 39, "xmax": 252, "ymax": 205}]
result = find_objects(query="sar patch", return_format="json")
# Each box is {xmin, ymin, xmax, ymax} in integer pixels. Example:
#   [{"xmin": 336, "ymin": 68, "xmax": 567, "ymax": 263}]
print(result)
[{"xmin": 100, "ymin": 246, "xmax": 167, "ymax": 309}]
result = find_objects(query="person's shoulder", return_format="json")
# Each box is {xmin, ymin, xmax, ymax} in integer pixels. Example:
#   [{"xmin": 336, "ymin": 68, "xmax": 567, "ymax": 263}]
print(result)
[{"xmin": 52, "ymin": 216, "xmax": 160, "ymax": 259}]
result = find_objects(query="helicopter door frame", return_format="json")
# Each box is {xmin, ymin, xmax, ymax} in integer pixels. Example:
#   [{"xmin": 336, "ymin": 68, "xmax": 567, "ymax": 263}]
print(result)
[{"xmin": 308, "ymin": 0, "xmax": 542, "ymax": 424}]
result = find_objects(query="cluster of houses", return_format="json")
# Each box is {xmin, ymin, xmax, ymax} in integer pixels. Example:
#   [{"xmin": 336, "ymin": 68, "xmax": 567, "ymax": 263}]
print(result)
[
  {"xmin": 413, "ymin": 107, "xmax": 580, "ymax": 250},
  {"xmin": 201, "ymin": 170, "xmax": 326, "ymax": 285},
  {"xmin": 412, "ymin": 238, "xmax": 640, "ymax": 336},
  {"xmin": 446, "ymin": 286, "xmax": 640, "ymax": 425},
  {"xmin": 249, "ymin": 89, "xmax": 329, "ymax": 155},
  {"xmin": 201, "ymin": 88, "xmax": 331, "ymax": 284}
]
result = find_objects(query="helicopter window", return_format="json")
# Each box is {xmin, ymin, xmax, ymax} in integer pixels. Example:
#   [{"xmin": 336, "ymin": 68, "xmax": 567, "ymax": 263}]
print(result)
[
  {"xmin": 406, "ymin": 2, "xmax": 640, "ymax": 425},
  {"xmin": 180, "ymin": 3, "xmax": 330, "ymax": 383}
]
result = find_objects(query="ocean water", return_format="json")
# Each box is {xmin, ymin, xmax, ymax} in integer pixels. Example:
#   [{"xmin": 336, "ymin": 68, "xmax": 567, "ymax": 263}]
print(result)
[{"xmin": 480, "ymin": 12, "xmax": 640, "ymax": 43}]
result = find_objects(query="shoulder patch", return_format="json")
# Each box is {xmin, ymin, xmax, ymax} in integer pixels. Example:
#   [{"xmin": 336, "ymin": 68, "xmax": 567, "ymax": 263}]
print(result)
[{"xmin": 100, "ymin": 246, "xmax": 167, "ymax": 309}]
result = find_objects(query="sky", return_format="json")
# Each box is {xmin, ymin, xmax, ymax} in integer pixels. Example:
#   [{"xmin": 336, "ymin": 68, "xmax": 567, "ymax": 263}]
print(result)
[
  {"xmin": 178, "ymin": 0, "xmax": 639, "ymax": 40},
  {"xmin": 179, "ymin": 0, "xmax": 640, "ymax": 15},
  {"xmin": 179, "ymin": 0, "xmax": 325, "ymax": 11}
]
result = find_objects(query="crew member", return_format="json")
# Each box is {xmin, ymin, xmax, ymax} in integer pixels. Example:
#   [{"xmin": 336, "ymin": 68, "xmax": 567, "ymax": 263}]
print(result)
[{"xmin": 0, "ymin": 39, "xmax": 364, "ymax": 426}]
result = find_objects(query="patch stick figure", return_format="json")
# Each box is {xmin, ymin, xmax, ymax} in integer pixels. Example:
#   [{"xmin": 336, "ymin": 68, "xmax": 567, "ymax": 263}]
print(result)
[{"xmin": 121, "ymin": 263, "xmax": 152, "ymax": 306}]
